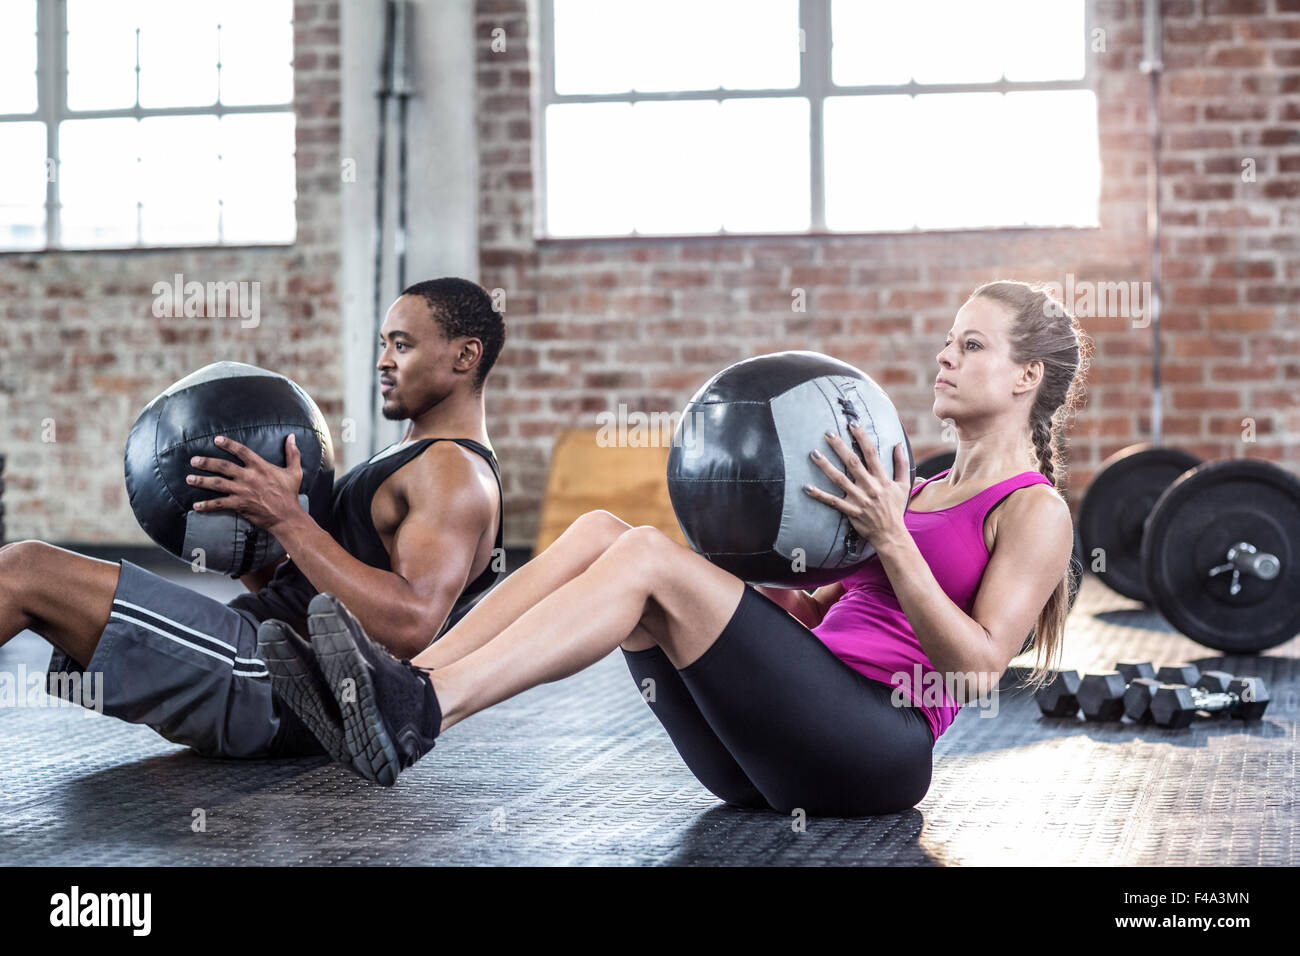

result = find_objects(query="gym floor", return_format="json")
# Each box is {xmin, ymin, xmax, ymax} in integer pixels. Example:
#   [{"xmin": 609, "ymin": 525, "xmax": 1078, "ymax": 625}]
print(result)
[
  {"xmin": 3, "ymin": 0, "xmax": 1299, "ymax": 890},
  {"xmin": 1, "ymin": 556, "xmax": 1294, "ymax": 867}
]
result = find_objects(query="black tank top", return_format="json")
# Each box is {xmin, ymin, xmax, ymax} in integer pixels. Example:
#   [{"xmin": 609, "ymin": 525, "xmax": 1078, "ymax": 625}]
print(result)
[{"xmin": 228, "ymin": 437, "xmax": 504, "ymax": 640}]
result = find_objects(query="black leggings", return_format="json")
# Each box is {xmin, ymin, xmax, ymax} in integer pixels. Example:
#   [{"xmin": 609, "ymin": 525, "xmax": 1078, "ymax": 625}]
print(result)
[{"xmin": 622, "ymin": 584, "xmax": 934, "ymax": 817}]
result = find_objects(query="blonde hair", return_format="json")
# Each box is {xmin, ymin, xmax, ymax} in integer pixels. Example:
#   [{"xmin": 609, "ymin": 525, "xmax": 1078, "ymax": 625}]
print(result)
[{"xmin": 967, "ymin": 280, "xmax": 1091, "ymax": 692}]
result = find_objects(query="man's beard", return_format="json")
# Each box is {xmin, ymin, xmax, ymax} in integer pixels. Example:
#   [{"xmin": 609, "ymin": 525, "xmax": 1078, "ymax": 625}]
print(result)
[{"xmin": 381, "ymin": 400, "xmax": 408, "ymax": 420}]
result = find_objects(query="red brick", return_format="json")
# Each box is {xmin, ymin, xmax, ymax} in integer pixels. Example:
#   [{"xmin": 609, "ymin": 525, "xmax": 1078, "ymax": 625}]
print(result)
[
  {"xmin": 648, "ymin": 270, "xmax": 713, "ymax": 290},
  {"xmin": 1098, "ymin": 387, "xmax": 1151, "ymax": 410},
  {"xmin": 1171, "ymin": 335, "xmax": 1245, "ymax": 358},
  {"xmin": 1209, "ymin": 260, "xmax": 1276, "ymax": 280},
  {"xmin": 1169, "ymin": 129, "xmax": 1234, "ymax": 149},
  {"xmin": 885, "ymin": 289, "xmax": 951, "ymax": 310},
  {"xmin": 1159, "ymin": 310, "xmax": 1202, "ymax": 331},
  {"xmin": 1161, "ymin": 362, "xmax": 1205, "ymax": 385},
  {"xmin": 679, "ymin": 245, "xmax": 746, "ymax": 264},
  {"xmin": 1202, "ymin": 154, "xmax": 1256, "ymax": 176},
  {"xmin": 1249, "ymin": 387, "xmax": 1300, "ymax": 406},
  {"xmin": 1205, "ymin": 208, "xmax": 1272, "ymax": 228},
  {"xmin": 788, "ymin": 267, "xmax": 849, "ymax": 287},
  {"xmin": 1210, "ymin": 47, "xmax": 1267, "ymax": 69},
  {"xmin": 1144, "ymin": 414, "xmax": 1203, "ymax": 435},
  {"xmin": 1207, "ymin": 309, "xmax": 1278, "ymax": 331},
  {"xmin": 816, "ymin": 290, "xmax": 881, "ymax": 312},
  {"xmin": 1165, "ymin": 22, "xmax": 1234, "ymax": 44},
  {"xmin": 1245, "ymin": 286, "xmax": 1300, "ymax": 304},
  {"xmin": 1257, "ymin": 126, "xmax": 1300, "ymax": 146},
  {"xmin": 747, "ymin": 290, "xmax": 803, "ymax": 312},
  {"xmin": 1170, "ymin": 388, "xmax": 1243, "ymax": 411},
  {"xmin": 1261, "ymin": 179, "xmax": 1300, "ymax": 199},
  {"xmin": 1203, "ymin": 101, "xmax": 1270, "ymax": 123},
  {"xmin": 1074, "ymin": 416, "xmax": 1139, "ymax": 438},
  {"xmin": 1209, "ymin": 361, "xmax": 1279, "ymax": 381},
  {"xmin": 847, "ymin": 315, "xmax": 915, "ymax": 335},
  {"xmin": 785, "ymin": 316, "xmax": 846, "ymax": 337},
  {"xmin": 1167, "ymin": 74, "xmax": 1234, "ymax": 96},
  {"xmin": 1205, "ymin": 0, "xmax": 1265, "ymax": 13},
  {"xmin": 1208, "ymin": 415, "xmax": 1271, "ymax": 437},
  {"xmin": 644, "ymin": 318, "xmax": 709, "ymax": 339},
  {"xmin": 1168, "ymin": 284, "xmax": 1240, "ymax": 307},
  {"xmin": 1087, "ymin": 364, "xmax": 1136, "ymax": 385}
]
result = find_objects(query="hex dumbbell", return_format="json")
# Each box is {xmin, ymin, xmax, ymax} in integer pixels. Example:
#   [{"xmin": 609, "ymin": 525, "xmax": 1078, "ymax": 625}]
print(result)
[
  {"xmin": 1122, "ymin": 664, "xmax": 1202, "ymax": 722},
  {"xmin": 1034, "ymin": 670, "xmax": 1082, "ymax": 717},
  {"xmin": 1037, "ymin": 661, "xmax": 1194, "ymax": 721},
  {"xmin": 1077, "ymin": 661, "xmax": 1159, "ymax": 721},
  {"xmin": 1149, "ymin": 674, "xmax": 1270, "ymax": 729},
  {"xmin": 1035, "ymin": 661, "xmax": 1157, "ymax": 719}
]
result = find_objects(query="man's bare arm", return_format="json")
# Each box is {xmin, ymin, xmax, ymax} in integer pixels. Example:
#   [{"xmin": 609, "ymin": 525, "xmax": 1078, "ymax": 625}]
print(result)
[{"xmin": 240, "ymin": 556, "xmax": 288, "ymax": 593}]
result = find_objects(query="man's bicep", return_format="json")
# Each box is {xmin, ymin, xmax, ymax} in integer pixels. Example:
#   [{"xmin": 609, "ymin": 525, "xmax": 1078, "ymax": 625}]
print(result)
[
  {"xmin": 391, "ymin": 503, "xmax": 480, "ymax": 603},
  {"xmin": 389, "ymin": 479, "xmax": 491, "ymax": 614}
]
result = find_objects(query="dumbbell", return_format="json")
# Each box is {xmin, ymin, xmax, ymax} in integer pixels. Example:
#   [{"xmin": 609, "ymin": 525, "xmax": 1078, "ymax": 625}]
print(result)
[
  {"xmin": 1121, "ymin": 664, "xmax": 1200, "ymax": 722},
  {"xmin": 1035, "ymin": 669, "xmax": 1082, "ymax": 717},
  {"xmin": 1035, "ymin": 661, "xmax": 1158, "ymax": 718},
  {"xmin": 1075, "ymin": 661, "xmax": 1163, "ymax": 720},
  {"xmin": 1149, "ymin": 673, "xmax": 1270, "ymax": 729}
]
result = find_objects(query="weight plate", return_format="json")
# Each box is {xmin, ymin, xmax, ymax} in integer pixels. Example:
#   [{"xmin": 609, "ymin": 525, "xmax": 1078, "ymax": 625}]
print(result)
[
  {"xmin": 915, "ymin": 449, "xmax": 956, "ymax": 480},
  {"xmin": 1078, "ymin": 443, "xmax": 1202, "ymax": 602},
  {"xmin": 1141, "ymin": 459, "xmax": 1300, "ymax": 653}
]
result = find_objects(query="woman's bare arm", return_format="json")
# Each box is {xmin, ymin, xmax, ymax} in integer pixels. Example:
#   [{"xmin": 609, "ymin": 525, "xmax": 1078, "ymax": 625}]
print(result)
[
  {"xmin": 757, "ymin": 580, "xmax": 845, "ymax": 628},
  {"xmin": 874, "ymin": 485, "xmax": 1073, "ymax": 693}
]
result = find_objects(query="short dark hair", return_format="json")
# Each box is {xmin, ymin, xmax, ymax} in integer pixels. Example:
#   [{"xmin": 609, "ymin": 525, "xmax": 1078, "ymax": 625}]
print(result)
[{"xmin": 400, "ymin": 277, "xmax": 504, "ymax": 392}]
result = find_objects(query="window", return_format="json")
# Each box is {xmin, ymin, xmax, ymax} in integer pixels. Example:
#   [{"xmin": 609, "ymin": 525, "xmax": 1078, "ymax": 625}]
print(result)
[
  {"xmin": 538, "ymin": 0, "xmax": 1100, "ymax": 238},
  {"xmin": 0, "ymin": 0, "xmax": 296, "ymax": 251}
]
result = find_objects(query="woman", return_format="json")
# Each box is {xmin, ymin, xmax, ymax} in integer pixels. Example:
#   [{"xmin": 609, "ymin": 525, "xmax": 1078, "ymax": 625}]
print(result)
[{"xmin": 260, "ymin": 279, "xmax": 1085, "ymax": 816}]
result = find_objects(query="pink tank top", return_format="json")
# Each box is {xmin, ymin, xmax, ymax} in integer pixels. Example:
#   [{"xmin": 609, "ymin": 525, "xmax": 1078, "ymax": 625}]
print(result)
[{"xmin": 810, "ymin": 467, "xmax": 1054, "ymax": 742}]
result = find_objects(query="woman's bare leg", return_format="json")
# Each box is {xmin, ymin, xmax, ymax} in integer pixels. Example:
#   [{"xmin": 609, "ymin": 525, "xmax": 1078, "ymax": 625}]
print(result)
[
  {"xmin": 414, "ymin": 510, "xmax": 634, "ymax": 669},
  {"xmin": 430, "ymin": 525, "xmax": 746, "ymax": 732}
]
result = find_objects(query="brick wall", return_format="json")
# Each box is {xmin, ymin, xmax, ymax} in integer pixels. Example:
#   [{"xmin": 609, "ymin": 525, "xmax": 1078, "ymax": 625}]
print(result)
[
  {"xmin": 4, "ymin": 0, "xmax": 1297, "ymax": 551},
  {"xmin": 0, "ymin": 1, "xmax": 343, "ymax": 543},
  {"xmin": 477, "ymin": 0, "xmax": 1300, "ymax": 549}
]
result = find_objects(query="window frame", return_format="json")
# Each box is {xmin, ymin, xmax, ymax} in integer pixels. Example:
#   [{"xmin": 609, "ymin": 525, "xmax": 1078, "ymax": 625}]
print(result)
[
  {"xmin": 535, "ymin": 0, "xmax": 1098, "ymax": 240},
  {"xmin": 0, "ymin": 0, "xmax": 296, "ymax": 253}
]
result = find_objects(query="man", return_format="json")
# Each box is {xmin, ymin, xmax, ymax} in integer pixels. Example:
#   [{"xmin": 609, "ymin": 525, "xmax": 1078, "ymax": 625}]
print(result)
[{"xmin": 0, "ymin": 277, "xmax": 504, "ymax": 762}]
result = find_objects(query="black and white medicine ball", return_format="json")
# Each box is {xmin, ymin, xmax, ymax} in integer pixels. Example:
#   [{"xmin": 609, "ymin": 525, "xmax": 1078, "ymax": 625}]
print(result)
[
  {"xmin": 666, "ymin": 350, "xmax": 913, "ymax": 588},
  {"xmin": 124, "ymin": 361, "xmax": 336, "ymax": 576}
]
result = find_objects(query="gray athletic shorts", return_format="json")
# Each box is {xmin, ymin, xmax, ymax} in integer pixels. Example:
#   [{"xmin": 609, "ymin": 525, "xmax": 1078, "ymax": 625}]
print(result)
[{"xmin": 44, "ymin": 559, "xmax": 325, "ymax": 759}]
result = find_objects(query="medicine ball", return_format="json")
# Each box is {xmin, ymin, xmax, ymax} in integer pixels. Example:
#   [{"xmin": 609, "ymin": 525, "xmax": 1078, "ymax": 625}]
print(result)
[
  {"xmin": 666, "ymin": 350, "xmax": 914, "ymax": 588},
  {"xmin": 124, "ymin": 362, "xmax": 336, "ymax": 576}
]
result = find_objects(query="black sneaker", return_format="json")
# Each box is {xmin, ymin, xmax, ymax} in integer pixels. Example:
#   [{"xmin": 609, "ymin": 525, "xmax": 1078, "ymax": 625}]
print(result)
[
  {"xmin": 256, "ymin": 619, "xmax": 351, "ymax": 768},
  {"xmin": 307, "ymin": 592, "xmax": 442, "ymax": 786}
]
